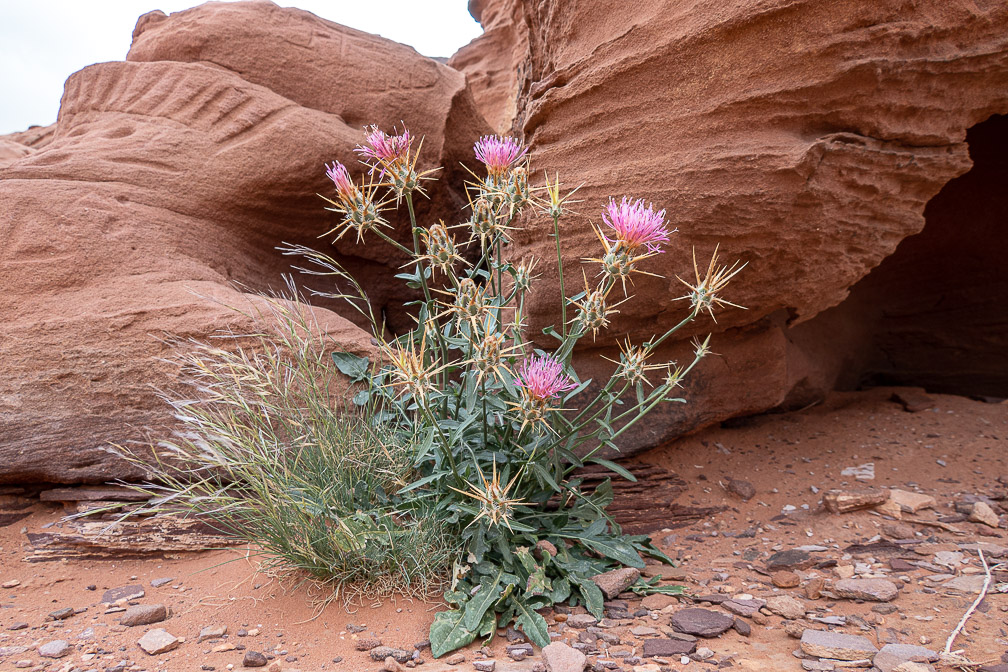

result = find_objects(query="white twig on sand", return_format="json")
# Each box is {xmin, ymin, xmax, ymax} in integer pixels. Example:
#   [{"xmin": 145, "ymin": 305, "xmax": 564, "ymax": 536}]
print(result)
[{"xmin": 943, "ymin": 547, "xmax": 991, "ymax": 656}]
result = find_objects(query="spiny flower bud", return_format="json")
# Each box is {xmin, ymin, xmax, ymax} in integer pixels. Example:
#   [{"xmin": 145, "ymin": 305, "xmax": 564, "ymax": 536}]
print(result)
[
  {"xmin": 576, "ymin": 286, "xmax": 610, "ymax": 336},
  {"xmin": 421, "ymin": 221, "xmax": 460, "ymax": 275},
  {"xmin": 473, "ymin": 332, "xmax": 505, "ymax": 377},
  {"xmin": 323, "ymin": 161, "xmax": 386, "ymax": 242},
  {"xmin": 454, "ymin": 278, "xmax": 487, "ymax": 328},
  {"xmin": 513, "ymin": 258, "xmax": 537, "ymax": 294}
]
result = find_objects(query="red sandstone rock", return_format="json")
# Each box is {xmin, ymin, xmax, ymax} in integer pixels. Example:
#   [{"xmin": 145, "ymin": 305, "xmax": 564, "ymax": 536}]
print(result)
[
  {"xmin": 455, "ymin": 0, "xmax": 1008, "ymax": 450},
  {"xmin": 0, "ymin": 3, "xmax": 488, "ymax": 483}
]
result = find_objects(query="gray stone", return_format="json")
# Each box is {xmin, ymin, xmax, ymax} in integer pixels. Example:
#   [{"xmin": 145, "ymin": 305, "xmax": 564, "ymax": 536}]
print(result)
[
  {"xmin": 802, "ymin": 661, "xmax": 835, "ymax": 671},
  {"xmin": 199, "ymin": 624, "xmax": 228, "ymax": 642},
  {"xmin": 872, "ymin": 643, "xmax": 939, "ymax": 672},
  {"xmin": 942, "ymin": 575, "xmax": 986, "ymax": 594},
  {"xmin": 38, "ymin": 640, "xmax": 71, "ymax": 658},
  {"xmin": 565, "ymin": 614, "xmax": 598, "ymax": 629},
  {"xmin": 970, "ymin": 501, "xmax": 1000, "ymax": 527},
  {"xmin": 473, "ymin": 660, "xmax": 496, "ymax": 672},
  {"xmin": 47, "ymin": 607, "xmax": 75, "ymax": 620},
  {"xmin": 151, "ymin": 577, "xmax": 174, "ymax": 588},
  {"xmin": 722, "ymin": 597, "xmax": 765, "ymax": 617},
  {"xmin": 120, "ymin": 603, "xmax": 168, "ymax": 627},
  {"xmin": 243, "ymin": 650, "xmax": 268, "ymax": 667},
  {"xmin": 586, "ymin": 626, "xmax": 619, "ymax": 644},
  {"xmin": 138, "ymin": 628, "xmax": 180, "ymax": 655},
  {"xmin": 800, "ymin": 629, "xmax": 878, "ymax": 661},
  {"xmin": 834, "ymin": 578, "xmax": 899, "ymax": 602},
  {"xmin": 542, "ymin": 641, "xmax": 587, "ymax": 672},
  {"xmin": 102, "ymin": 584, "xmax": 145, "ymax": 604},
  {"xmin": 766, "ymin": 595, "xmax": 806, "ymax": 620},
  {"xmin": 726, "ymin": 478, "xmax": 756, "ymax": 502},
  {"xmin": 369, "ymin": 646, "xmax": 411, "ymax": 663},
  {"xmin": 732, "ymin": 618, "xmax": 751, "ymax": 637},
  {"xmin": 669, "ymin": 608, "xmax": 735, "ymax": 637},
  {"xmin": 590, "ymin": 567, "xmax": 640, "ymax": 599},
  {"xmin": 766, "ymin": 549, "xmax": 813, "ymax": 570},
  {"xmin": 643, "ymin": 638, "xmax": 696, "ymax": 657}
]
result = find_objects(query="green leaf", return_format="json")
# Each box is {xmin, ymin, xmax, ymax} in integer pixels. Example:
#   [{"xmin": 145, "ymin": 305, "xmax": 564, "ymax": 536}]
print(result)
[
  {"xmin": 551, "ymin": 576, "xmax": 571, "ymax": 603},
  {"xmin": 463, "ymin": 571, "xmax": 502, "ymax": 631},
  {"xmin": 514, "ymin": 598, "xmax": 550, "ymax": 647},
  {"xmin": 579, "ymin": 535, "xmax": 644, "ymax": 568},
  {"xmin": 588, "ymin": 458, "xmax": 637, "ymax": 482},
  {"xmin": 331, "ymin": 351, "xmax": 370, "ymax": 382},
  {"xmin": 352, "ymin": 389, "xmax": 370, "ymax": 406},
  {"xmin": 573, "ymin": 577, "xmax": 605, "ymax": 619},
  {"xmin": 429, "ymin": 609, "xmax": 477, "ymax": 658}
]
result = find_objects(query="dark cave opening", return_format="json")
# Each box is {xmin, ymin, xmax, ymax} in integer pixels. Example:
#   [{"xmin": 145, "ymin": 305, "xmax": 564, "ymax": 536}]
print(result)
[{"xmin": 833, "ymin": 114, "xmax": 1008, "ymax": 398}]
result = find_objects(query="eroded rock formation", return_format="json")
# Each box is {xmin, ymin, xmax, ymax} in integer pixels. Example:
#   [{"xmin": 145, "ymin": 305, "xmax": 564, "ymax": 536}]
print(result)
[
  {"xmin": 454, "ymin": 0, "xmax": 1008, "ymax": 451},
  {"xmin": 0, "ymin": 2, "xmax": 488, "ymax": 483}
]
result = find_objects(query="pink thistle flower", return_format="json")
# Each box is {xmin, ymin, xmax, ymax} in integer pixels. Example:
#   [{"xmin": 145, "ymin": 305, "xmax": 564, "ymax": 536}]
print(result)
[
  {"xmin": 325, "ymin": 161, "xmax": 357, "ymax": 203},
  {"xmin": 474, "ymin": 135, "xmax": 528, "ymax": 178},
  {"xmin": 356, "ymin": 125, "xmax": 412, "ymax": 165},
  {"xmin": 601, "ymin": 197, "xmax": 671, "ymax": 255},
  {"xmin": 516, "ymin": 353, "xmax": 577, "ymax": 402}
]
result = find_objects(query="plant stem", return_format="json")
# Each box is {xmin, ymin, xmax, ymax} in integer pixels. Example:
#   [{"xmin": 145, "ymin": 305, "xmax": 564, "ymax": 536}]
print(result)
[{"xmin": 552, "ymin": 214, "xmax": 566, "ymax": 337}]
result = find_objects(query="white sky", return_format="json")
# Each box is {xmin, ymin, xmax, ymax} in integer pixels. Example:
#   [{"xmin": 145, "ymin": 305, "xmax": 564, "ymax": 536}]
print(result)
[{"xmin": 0, "ymin": 1, "xmax": 483, "ymax": 135}]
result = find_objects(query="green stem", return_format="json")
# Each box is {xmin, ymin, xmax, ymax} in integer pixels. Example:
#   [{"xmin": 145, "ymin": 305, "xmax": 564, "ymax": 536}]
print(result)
[{"xmin": 552, "ymin": 214, "xmax": 566, "ymax": 337}]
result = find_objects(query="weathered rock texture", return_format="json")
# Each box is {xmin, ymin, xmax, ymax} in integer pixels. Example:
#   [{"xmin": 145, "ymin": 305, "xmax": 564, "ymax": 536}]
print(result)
[
  {"xmin": 0, "ymin": 1, "xmax": 488, "ymax": 483},
  {"xmin": 455, "ymin": 0, "xmax": 1008, "ymax": 451}
]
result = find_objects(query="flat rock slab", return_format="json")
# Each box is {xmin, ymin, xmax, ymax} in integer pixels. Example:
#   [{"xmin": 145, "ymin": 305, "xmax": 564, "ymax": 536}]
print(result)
[
  {"xmin": 564, "ymin": 614, "xmax": 598, "ymax": 628},
  {"xmin": 722, "ymin": 598, "xmax": 765, "ymax": 617},
  {"xmin": 942, "ymin": 574, "xmax": 987, "ymax": 593},
  {"xmin": 873, "ymin": 643, "xmax": 939, "ymax": 672},
  {"xmin": 834, "ymin": 578, "xmax": 898, "ymax": 602},
  {"xmin": 542, "ymin": 641, "xmax": 587, "ymax": 672},
  {"xmin": 766, "ymin": 595, "xmax": 806, "ymax": 620},
  {"xmin": 369, "ymin": 647, "xmax": 410, "ymax": 663},
  {"xmin": 888, "ymin": 489, "xmax": 936, "ymax": 513},
  {"xmin": 138, "ymin": 628, "xmax": 179, "ymax": 655},
  {"xmin": 590, "ymin": 567, "xmax": 640, "ymax": 599},
  {"xmin": 102, "ymin": 585, "xmax": 145, "ymax": 604},
  {"xmin": 643, "ymin": 638, "xmax": 696, "ymax": 657},
  {"xmin": 800, "ymin": 629, "xmax": 878, "ymax": 661},
  {"xmin": 38, "ymin": 640, "xmax": 71, "ymax": 658},
  {"xmin": 669, "ymin": 608, "xmax": 735, "ymax": 637},
  {"xmin": 766, "ymin": 549, "xmax": 815, "ymax": 570},
  {"xmin": 120, "ymin": 604, "xmax": 167, "ymax": 627},
  {"xmin": 824, "ymin": 489, "xmax": 889, "ymax": 513}
]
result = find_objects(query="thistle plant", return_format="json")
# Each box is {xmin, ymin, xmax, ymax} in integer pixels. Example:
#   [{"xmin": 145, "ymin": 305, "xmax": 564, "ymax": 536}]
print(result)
[{"xmin": 296, "ymin": 127, "xmax": 745, "ymax": 656}]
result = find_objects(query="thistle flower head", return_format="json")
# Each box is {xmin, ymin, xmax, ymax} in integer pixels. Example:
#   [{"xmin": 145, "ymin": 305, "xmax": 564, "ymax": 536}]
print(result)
[
  {"xmin": 449, "ymin": 461, "xmax": 527, "ymax": 531},
  {"xmin": 692, "ymin": 334, "xmax": 713, "ymax": 360},
  {"xmin": 573, "ymin": 271, "xmax": 618, "ymax": 339},
  {"xmin": 356, "ymin": 125, "xmax": 411, "ymax": 165},
  {"xmin": 419, "ymin": 221, "xmax": 463, "ymax": 275},
  {"xmin": 383, "ymin": 332, "xmax": 441, "ymax": 402},
  {"xmin": 675, "ymin": 245, "xmax": 747, "ymax": 321},
  {"xmin": 453, "ymin": 277, "xmax": 488, "ymax": 329},
  {"xmin": 322, "ymin": 161, "xmax": 389, "ymax": 243},
  {"xmin": 607, "ymin": 340, "xmax": 663, "ymax": 387},
  {"xmin": 474, "ymin": 134, "xmax": 528, "ymax": 179},
  {"xmin": 513, "ymin": 257, "xmax": 538, "ymax": 294},
  {"xmin": 469, "ymin": 196, "xmax": 507, "ymax": 246},
  {"xmin": 355, "ymin": 125, "xmax": 432, "ymax": 198},
  {"xmin": 663, "ymin": 362, "xmax": 686, "ymax": 390},
  {"xmin": 602, "ymin": 197, "xmax": 672, "ymax": 255},
  {"xmin": 326, "ymin": 161, "xmax": 356, "ymax": 201},
  {"xmin": 516, "ymin": 354, "xmax": 576, "ymax": 403},
  {"xmin": 542, "ymin": 172, "xmax": 583, "ymax": 220},
  {"xmin": 470, "ymin": 331, "xmax": 509, "ymax": 383}
]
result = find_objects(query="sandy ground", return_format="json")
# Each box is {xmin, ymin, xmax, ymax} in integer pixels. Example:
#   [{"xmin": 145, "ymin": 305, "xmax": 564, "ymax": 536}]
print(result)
[{"xmin": 0, "ymin": 386, "xmax": 1005, "ymax": 671}]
